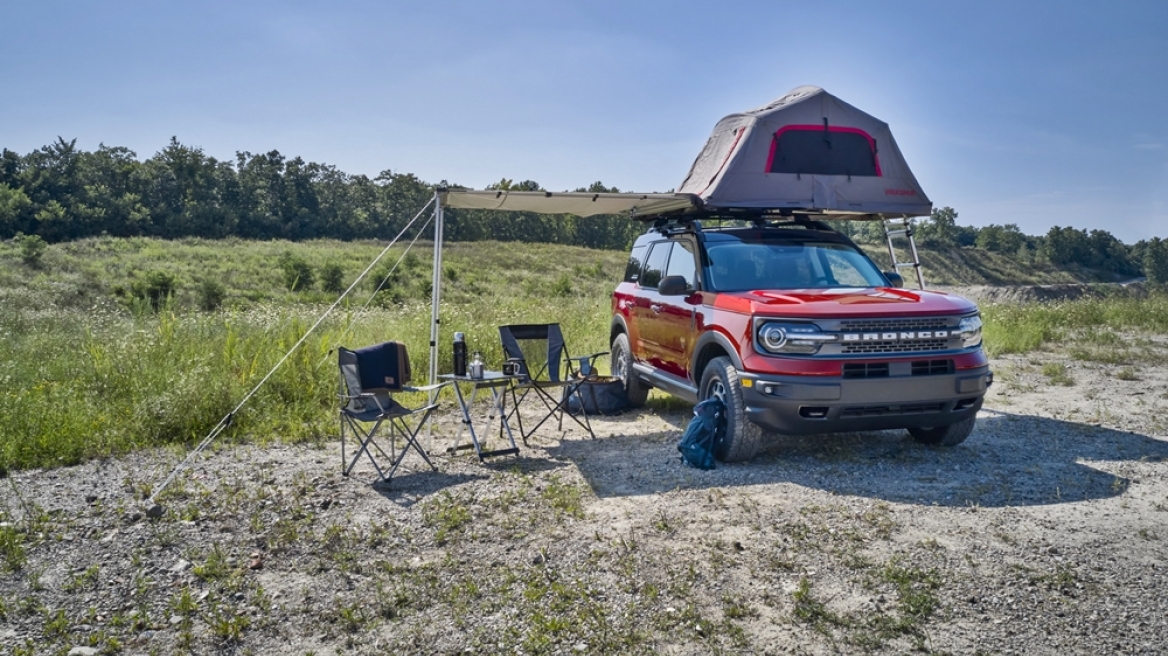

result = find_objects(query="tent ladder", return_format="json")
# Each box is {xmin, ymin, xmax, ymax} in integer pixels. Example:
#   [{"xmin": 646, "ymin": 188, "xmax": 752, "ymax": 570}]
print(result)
[{"xmin": 880, "ymin": 215, "xmax": 926, "ymax": 289}]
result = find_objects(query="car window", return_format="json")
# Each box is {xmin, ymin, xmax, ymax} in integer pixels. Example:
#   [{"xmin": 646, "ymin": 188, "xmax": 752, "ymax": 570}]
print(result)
[
  {"xmin": 665, "ymin": 241, "xmax": 698, "ymax": 290},
  {"xmin": 818, "ymin": 247, "xmax": 877, "ymax": 286},
  {"xmin": 640, "ymin": 242, "xmax": 670, "ymax": 288},
  {"xmin": 624, "ymin": 245, "xmax": 647, "ymax": 283},
  {"xmin": 707, "ymin": 241, "xmax": 884, "ymax": 291}
]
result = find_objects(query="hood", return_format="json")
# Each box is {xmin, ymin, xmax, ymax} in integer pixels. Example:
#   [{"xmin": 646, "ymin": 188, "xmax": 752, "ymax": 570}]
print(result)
[{"xmin": 713, "ymin": 287, "xmax": 979, "ymax": 318}]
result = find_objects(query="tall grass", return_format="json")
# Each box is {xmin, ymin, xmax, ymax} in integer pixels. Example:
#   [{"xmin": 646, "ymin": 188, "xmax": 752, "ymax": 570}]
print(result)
[
  {"xmin": 981, "ymin": 289, "xmax": 1168, "ymax": 356},
  {"xmin": 0, "ymin": 238, "xmax": 625, "ymax": 471}
]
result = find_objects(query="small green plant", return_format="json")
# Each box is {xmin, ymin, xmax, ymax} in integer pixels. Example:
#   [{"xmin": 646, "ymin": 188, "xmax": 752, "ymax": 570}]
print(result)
[
  {"xmin": 193, "ymin": 543, "xmax": 232, "ymax": 581},
  {"xmin": 1042, "ymin": 362, "xmax": 1074, "ymax": 386},
  {"xmin": 1116, "ymin": 366, "xmax": 1139, "ymax": 381},
  {"xmin": 64, "ymin": 564, "xmax": 101, "ymax": 592},
  {"xmin": 0, "ymin": 524, "xmax": 26, "ymax": 572},
  {"xmin": 791, "ymin": 576, "xmax": 847, "ymax": 635},
  {"xmin": 541, "ymin": 476, "xmax": 585, "ymax": 519},
  {"xmin": 550, "ymin": 273, "xmax": 573, "ymax": 297},
  {"xmin": 16, "ymin": 233, "xmax": 47, "ymax": 266},
  {"xmin": 423, "ymin": 492, "xmax": 472, "ymax": 545}
]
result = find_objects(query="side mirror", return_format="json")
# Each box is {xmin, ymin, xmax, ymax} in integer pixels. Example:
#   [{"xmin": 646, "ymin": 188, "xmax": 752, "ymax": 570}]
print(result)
[
  {"xmin": 883, "ymin": 271, "xmax": 904, "ymax": 288},
  {"xmin": 657, "ymin": 275, "xmax": 689, "ymax": 296}
]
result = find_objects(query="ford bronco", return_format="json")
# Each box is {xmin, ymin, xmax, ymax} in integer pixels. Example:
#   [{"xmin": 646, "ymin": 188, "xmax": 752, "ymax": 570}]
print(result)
[{"xmin": 610, "ymin": 214, "xmax": 992, "ymax": 462}]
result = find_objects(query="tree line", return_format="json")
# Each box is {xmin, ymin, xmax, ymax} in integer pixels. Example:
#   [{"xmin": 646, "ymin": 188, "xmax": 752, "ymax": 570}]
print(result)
[
  {"xmin": 833, "ymin": 207, "xmax": 1168, "ymax": 283},
  {"xmin": 0, "ymin": 137, "xmax": 642, "ymax": 250},
  {"xmin": 2, "ymin": 137, "xmax": 1166, "ymax": 282}
]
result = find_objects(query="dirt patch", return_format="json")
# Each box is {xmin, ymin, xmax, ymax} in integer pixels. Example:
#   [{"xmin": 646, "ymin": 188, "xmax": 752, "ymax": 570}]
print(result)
[
  {"xmin": 2, "ymin": 344, "xmax": 1168, "ymax": 654},
  {"xmin": 936, "ymin": 281, "xmax": 1149, "ymax": 305}
]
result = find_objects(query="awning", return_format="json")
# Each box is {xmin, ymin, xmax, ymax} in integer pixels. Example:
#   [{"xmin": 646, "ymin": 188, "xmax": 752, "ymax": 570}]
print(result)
[{"xmin": 438, "ymin": 189, "xmax": 699, "ymax": 218}]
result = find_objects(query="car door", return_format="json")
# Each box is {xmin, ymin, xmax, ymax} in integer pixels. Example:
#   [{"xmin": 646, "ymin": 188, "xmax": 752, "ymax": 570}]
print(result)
[
  {"xmin": 630, "ymin": 240, "xmax": 672, "ymax": 368},
  {"xmin": 655, "ymin": 240, "xmax": 700, "ymax": 379}
]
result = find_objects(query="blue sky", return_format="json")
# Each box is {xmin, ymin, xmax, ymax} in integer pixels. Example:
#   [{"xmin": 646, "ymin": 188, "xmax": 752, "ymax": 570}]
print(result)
[{"xmin": 3, "ymin": 1, "xmax": 1166, "ymax": 243}]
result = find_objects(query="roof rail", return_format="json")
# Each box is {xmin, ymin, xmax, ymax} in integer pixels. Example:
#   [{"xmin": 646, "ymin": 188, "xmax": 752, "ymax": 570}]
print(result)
[{"xmin": 651, "ymin": 217, "xmax": 701, "ymax": 235}]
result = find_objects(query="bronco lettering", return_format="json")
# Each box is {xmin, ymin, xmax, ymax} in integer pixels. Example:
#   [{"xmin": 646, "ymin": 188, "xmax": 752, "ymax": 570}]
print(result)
[{"xmin": 841, "ymin": 330, "xmax": 949, "ymax": 342}]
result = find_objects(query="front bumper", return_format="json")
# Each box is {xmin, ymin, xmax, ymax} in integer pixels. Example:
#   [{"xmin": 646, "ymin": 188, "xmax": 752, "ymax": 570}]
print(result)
[{"xmin": 739, "ymin": 365, "xmax": 993, "ymax": 435}]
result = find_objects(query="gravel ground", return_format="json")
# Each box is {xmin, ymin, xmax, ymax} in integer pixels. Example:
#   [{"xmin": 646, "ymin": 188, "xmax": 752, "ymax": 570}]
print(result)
[{"xmin": 2, "ymin": 342, "xmax": 1168, "ymax": 655}]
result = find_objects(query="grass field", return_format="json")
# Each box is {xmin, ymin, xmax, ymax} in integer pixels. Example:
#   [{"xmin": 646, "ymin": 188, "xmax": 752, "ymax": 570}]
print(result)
[{"xmin": 1, "ymin": 236, "xmax": 1164, "ymax": 472}]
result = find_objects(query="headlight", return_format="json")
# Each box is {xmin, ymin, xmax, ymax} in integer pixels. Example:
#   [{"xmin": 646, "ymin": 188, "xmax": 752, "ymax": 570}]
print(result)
[
  {"xmin": 958, "ymin": 315, "xmax": 983, "ymax": 348},
  {"xmin": 758, "ymin": 322, "xmax": 836, "ymax": 355}
]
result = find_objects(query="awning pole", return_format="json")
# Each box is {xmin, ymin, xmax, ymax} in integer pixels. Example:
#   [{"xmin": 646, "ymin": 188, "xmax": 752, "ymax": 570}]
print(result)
[{"xmin": 427, "ymin": 192, "xmax": 445, "ymax": 452}]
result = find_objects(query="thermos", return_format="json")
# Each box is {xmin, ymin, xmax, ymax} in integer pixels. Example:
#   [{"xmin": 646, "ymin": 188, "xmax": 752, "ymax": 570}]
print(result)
[
  {"xmin": 453, "ymin": 332, "xmax": 467, "ymax": 376},
  {"xmin": 470, "ymin": 351, "xmax": 484, "ymax": 379}
]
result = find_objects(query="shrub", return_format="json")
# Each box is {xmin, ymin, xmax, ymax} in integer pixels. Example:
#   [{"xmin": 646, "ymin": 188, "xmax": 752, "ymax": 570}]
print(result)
[
  {"xmin": 131, "ymin": 270, "xmax": 178, "ymax": 310},
  {"xmin": 279, "ymin": 251, "xmax": 315, "ymax": 291},
  {"xmin": 16, "ymin": 233, "xmax": 47, "ymax": 267},
  {"xmin": 320, "ymin": 262, "xmax": 346, "ymax": 295},
  {"xmin": 198, "ymin": 279, "xmax": 227, "ymax": 311}
]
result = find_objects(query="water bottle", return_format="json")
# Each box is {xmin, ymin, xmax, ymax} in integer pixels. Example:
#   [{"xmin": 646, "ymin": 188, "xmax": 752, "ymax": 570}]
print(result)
[
  {"xmin": 470, "ymin": 351, "xmax": 484, "ymax": 379},
  {"xmin": 453, "ymin": 332, "xmax": 467, "ymax": 376}
]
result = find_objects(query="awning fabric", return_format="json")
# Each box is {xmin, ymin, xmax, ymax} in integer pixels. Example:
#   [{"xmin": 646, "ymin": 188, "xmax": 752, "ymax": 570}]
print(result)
[{"xmin": 438, "ymin": 189, "xmax": 698, "ymax": 218}]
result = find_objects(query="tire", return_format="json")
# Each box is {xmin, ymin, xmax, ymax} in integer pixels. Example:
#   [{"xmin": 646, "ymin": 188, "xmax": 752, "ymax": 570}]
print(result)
[
  {"xmin": 908, "ymin": 415, "xmax": 976, "ymax": 446},
  {"xmin": 611, "ymin": 333, "xmax": 649, "ymax": 408},
  {"xmin": 700, "ymin": 356, "xmax": 762, "ymax": 463}
]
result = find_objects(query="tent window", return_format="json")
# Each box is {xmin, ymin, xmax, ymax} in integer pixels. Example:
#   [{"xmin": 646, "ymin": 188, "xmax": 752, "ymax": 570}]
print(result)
[{"xmin": 766, "ymin": 126, "xmax": 881, "ymax": 177}]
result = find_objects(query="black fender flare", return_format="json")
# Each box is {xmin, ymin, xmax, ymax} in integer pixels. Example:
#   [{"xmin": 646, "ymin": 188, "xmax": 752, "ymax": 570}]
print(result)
[
  {"xmin": 610, "ymin": 315, "xmax": 629, "ymax": 345},
  {"xmin": 690, "ymin": 330, "xmax": 744, "ymax": 380}
]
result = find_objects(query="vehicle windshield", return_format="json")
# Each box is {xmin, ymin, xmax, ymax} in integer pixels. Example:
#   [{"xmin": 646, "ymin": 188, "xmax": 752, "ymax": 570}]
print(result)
[{"xmin": 706, "ymin": 241, "xmax": 887, "ymax": 291}]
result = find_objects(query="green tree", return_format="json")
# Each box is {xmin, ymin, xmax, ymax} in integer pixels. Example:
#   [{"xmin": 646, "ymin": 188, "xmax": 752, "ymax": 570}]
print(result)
[
  {"xmin": 975, "ymin": 223, "xmax": 1026, "ymax": 253},
  {"xmin": 1143, "ymin": 238, "xmax": 1168, "ymax": 284},
  {"xmin": 1039, "ymin": 226, "xmax": 1090, "ymax": 265},
  {"xmin": 0, "ymin": 183, "xmax": 32, "ymax": 237},
  {"xmin": 916, "ymin": 207, "xmax": 974, "ymax": 246},
  {"xmin": 15, "ymin": 232, "xmax": 47, "ymax": 266}
]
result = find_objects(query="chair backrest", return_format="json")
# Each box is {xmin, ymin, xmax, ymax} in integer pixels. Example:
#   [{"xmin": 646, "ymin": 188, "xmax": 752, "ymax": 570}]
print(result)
[
  {"xmin": 339, "ymin": 341, "xmax": 411, "ymax": 392},
  {"xmin": 498, "ymin": 324, "xmax": 565, "ymax": 383}
]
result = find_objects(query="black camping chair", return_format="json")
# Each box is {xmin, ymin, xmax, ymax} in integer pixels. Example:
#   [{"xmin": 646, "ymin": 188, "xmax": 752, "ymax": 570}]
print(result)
[
  {"xmin": 498, "ymin": 323, "xmax": 607, "ymax": 443},
  {"xmin": 338, "ymin": 341, "xmax": 448, "ymax": 485}
]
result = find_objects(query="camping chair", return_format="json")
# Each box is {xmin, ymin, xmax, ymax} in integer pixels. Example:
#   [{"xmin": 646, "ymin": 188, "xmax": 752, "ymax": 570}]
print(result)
[
  {"xmin": 498, "ymin": 323, "xmax": 607, "ymax": 444},
  {"xmin": 338, "ymin": 341, "xmax": 448, "ymax": 485}
]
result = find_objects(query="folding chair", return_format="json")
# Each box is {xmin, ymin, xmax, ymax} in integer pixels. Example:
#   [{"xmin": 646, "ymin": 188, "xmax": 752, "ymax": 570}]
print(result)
[
  {"xmin": 498, "ymin": 324, "xmax": 607, "ymax": 444},
  {"xmin": 338, "ymin": 341, "xmax": 448, "ymax": 485}
]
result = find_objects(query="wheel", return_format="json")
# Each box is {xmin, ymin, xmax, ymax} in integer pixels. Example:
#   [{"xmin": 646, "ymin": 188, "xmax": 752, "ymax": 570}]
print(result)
[
  {"xmin": 700, "ymin": 356, "xmax": 762, "ymax": 462},
  {"xmin": 611, "ymin": 333, "xmax": 649, "ymax": 407},
  {"xmin": 908, "ymin": 415, "xmax": 976, "ymax": 446}
]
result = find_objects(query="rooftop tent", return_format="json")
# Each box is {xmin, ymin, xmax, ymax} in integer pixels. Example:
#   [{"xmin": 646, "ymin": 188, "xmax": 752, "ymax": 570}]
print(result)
[{"xmin": 678, "ymin": 86, "xmax": 932, "ymax": 219}]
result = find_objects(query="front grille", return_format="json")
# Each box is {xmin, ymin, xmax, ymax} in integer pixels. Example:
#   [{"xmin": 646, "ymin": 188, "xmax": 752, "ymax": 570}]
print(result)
[
  {"xmin": 839, "ymin": 317, "xmax": 951, "ymax": 332},
  {"xmin": 842, "ymin": 339, "xmax": 951, "ymax": 354},
  {"xmin": 843, "ymin": 362, "xmax": 889, "ymax": 379},
  {"xmin": 839, "ymin": 403, "xmax": 944, "ymax": 418},
  {"xmin": 912, "ymin": 359, "xmax": 954, "ymax": 376}
]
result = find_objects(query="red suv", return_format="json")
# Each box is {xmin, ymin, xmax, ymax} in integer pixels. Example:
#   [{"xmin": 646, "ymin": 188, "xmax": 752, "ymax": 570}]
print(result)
[{"xmin": 610, "ymin": 216, "xmax": 992, "ymax": 462}]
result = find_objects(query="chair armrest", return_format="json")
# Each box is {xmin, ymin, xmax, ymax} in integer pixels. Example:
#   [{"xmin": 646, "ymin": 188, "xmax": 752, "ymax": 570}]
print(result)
[{"xmin": 566, "ymin": 352, "xmax": 609, "ymax": 378}]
